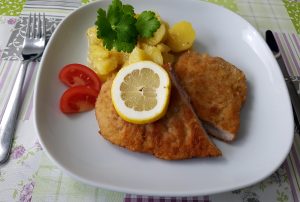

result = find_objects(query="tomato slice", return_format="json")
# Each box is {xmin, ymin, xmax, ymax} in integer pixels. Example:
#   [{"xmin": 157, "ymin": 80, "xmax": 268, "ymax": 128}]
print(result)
[
  {"xmin": 60, "ymin": 86, "xmax": 99, "ymax": 113},
  {"xmin": 59, "ymin": 63, "xmax": 101, "ymax": 91}
]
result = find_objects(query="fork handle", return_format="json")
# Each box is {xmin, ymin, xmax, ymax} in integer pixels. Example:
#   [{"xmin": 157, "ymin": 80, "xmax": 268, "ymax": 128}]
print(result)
[{"xmin": 0, "ymin": 60, "xmax": 30, "ymax": 164}]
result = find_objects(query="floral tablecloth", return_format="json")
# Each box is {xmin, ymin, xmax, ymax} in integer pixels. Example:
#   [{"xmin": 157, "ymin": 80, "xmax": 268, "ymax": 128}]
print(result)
[{"xmin": 0, "ymin": 0, "xmax": 300, "ymax": 201}]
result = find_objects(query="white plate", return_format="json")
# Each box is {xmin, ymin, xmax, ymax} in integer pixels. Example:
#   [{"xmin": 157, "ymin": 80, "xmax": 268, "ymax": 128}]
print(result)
[{"xmin": 34, "ymin": 0, "xmax": 294, "ymax": 196}]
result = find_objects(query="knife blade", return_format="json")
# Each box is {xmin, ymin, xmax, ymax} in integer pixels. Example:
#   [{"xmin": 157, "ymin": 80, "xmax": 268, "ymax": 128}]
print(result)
[{"xmin": 266, "ymin": 30, "xmax": 300, "ymax": 129}]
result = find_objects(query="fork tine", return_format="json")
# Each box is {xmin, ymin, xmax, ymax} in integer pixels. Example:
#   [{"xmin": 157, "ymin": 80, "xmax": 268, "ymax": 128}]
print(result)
[
  {"xmin": 37, "ymin": 13, "xmax": 41, "ymax": 38},
  {"xmin": 26, "ymin": 13, "xmax": 31, "ymax": 38},
  {"xmin": 32, "ymin": 13, "xmax": 36, "ymax": 38}
]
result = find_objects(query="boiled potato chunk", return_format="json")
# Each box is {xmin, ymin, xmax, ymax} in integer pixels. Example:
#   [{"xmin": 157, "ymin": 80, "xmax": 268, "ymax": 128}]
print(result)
[
  {"xmin": 111, "ymin": 51, "xmax": 127, "ymax": 66},
  {"xmin": 88, "ymin": 44, "xmax": 110, "ymax": 59},
  {"xmin": 92, "ymin": 57, "xmax": 119, "ymax": 75},
  {"xmin": 156, "ymin": 43, "xmax": 171, "ymax": 53},
  {"xmin": 166, "ymin": 21, "xmax": 196, "ymax": 52},
  {"xmin": 88, "ymin": 48, "xmax": 120, "ymax": 75},
  {"xmin": 141, "ymin": 44, "xmax": 163, "ymax": 65},
  {"xmin": 129, "ymin": 47, "xmax": 151, "ymax": 64},
  {"xmin": 86, "ymin": 26, "xmax": 102, "ymax": 46},
  {"xmin": 143, "ymin": 22, "xmax": 167, "ymax": 45}
]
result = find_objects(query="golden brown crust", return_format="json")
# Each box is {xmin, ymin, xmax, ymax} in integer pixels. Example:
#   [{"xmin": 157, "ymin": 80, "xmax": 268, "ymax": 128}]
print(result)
[
  {"xmin": 174, "ymin": 51, "xmax": 247, "ymax": 141},
  {"xmin": 95, "ymin": 77, "xmax": 221, "ymax": 160}
]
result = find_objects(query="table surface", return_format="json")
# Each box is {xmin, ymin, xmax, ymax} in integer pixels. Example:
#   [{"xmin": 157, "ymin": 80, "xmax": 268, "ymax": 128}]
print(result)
[{"xmin": 0, "ymin": 0, "xmax": 300, "ymax": 201}]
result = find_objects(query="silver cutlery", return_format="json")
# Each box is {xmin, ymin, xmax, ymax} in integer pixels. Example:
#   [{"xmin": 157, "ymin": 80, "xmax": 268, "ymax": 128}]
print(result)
[
  {"xmin": 266, "ymin": 30, "xmax": 300, "ymax": 130},
  {"xmin": 0, "ymin": 13, "xmax": 46, "ymax": 164}
]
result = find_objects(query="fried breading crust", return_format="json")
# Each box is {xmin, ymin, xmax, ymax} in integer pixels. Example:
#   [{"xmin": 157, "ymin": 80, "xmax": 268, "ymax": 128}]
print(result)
[
  {"xmin": 174, "ymin": 51, "xmax": 247, "ymax": 141},
  {"xmin": 95, "ymin": 77, "xmax": 221, "ymax": 160}
]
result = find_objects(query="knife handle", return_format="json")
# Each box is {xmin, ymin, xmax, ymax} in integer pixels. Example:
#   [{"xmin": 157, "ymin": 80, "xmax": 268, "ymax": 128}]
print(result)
[{"xmin": 285, "ymin": 78, "xmax": 300, "ymax": 127}]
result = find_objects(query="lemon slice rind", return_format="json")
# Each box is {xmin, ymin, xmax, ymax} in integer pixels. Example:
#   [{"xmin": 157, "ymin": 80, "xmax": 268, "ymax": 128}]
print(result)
[{"xmin": 111, "ymin": 61, "xmax": 170, "ymax": 124}]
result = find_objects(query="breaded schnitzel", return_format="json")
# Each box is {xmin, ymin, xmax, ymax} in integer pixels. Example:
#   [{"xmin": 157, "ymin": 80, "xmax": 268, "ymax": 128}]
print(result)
[
  {"xmin": 174, "ymin": 51, "xmax": 247, "ymax": 141},
  {"xmin": 95, "ymin": 77, "xmax": 221, "ymax": 160}
]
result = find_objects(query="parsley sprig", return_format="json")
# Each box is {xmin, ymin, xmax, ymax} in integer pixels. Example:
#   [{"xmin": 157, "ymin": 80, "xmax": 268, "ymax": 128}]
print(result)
[{"xmin": 95, "ymin": 0, "xmax": 161, "ymax": 53}]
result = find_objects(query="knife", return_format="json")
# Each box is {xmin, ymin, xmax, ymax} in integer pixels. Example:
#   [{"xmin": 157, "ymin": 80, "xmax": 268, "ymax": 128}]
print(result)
[{"xmin": 266, "ymin": 30, "xmax": 300, "ymax": 129}]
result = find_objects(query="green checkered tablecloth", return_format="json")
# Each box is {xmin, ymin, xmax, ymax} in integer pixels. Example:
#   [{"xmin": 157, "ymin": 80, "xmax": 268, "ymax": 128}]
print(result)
[{"xmin": 0, "ymin": 0, "xmax": 300, "ymax": 201}]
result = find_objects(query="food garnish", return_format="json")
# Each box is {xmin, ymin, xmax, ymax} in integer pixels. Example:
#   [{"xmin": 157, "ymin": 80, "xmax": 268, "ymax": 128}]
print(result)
[
  {"xmin": 59, "ymin": 63, "xmax": 102, "ymax": 91},
  {"xmin": 95, "ymin": 0, "xmax": 160, "ymax": 53},
  {"xmin": 60, "ymin": 86, "xmax": 99, "ymax": 114},
  {"xmin": 59, "ymin": 63, "xmax": 101, "ymax": 114},
  {"xmin": 136, "ymin": 11, "xmax": 161, "ymax": 38},
  {"xmin": 111, "ymin": 61, "xmax": 171, "ymax": 124}
]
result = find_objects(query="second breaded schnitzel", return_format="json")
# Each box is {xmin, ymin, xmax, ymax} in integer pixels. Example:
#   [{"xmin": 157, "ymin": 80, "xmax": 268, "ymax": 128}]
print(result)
[
  {"xmin": 95, "ymin": 77, "xmax": 221, "ymax": 160},
  {"xmin": 174, "ymin": 51, "xmax": 247, "ymax": 141}
]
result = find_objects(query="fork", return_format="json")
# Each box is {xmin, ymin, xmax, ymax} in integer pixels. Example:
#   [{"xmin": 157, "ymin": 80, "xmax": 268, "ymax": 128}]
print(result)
[{"xmin": 0, "ymin": 13, "xmax": 46, "ymax": 164}]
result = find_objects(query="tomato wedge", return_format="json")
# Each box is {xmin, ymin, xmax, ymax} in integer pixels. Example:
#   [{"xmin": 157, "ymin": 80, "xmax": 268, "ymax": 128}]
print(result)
[
  {"xmin": 59, "ymin": 63, "xmax": 101, "ymax": 91},
  {"xmin": 60, "ymin": 86, "xmax": 99, "ymax": 114}
]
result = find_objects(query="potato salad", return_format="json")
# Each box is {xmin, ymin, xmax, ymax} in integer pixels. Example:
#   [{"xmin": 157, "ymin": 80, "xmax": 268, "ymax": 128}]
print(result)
[{"xmin": 87, "ymin": 15, "xmax": 196, "ymax": 80}]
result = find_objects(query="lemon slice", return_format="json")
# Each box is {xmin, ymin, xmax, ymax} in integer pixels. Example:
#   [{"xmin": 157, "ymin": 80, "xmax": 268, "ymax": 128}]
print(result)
[{"xmin": 111, "ymin": 61, "xmax": 171, "ymax": 124}]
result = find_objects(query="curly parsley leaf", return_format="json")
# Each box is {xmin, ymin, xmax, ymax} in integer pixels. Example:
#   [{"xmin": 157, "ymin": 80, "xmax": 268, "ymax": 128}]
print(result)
[
  {"xmin": 95, "ymin": 0, "xmax": 160, "ymax": 52},
  {"xmin": 114, "ymin": 41, "xmax": 136, "ymax": 52},
  {"xmin": 115, "ymin": 14, "xmax": 137, "ymax": 42},
  {"xmin": 122, "ymin": 4, "xmax": 134, "ymax": 16},
  {"xmin": 136, "ymin": 11, "xmax": 161, "ymax": 38},
  {"xmin": 96, "ymin": 8, "xmax": 115, "ymax": 50},
  {"xmin": 107, "ymin": 0, "xmax": 122, "ymax": 26}
]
